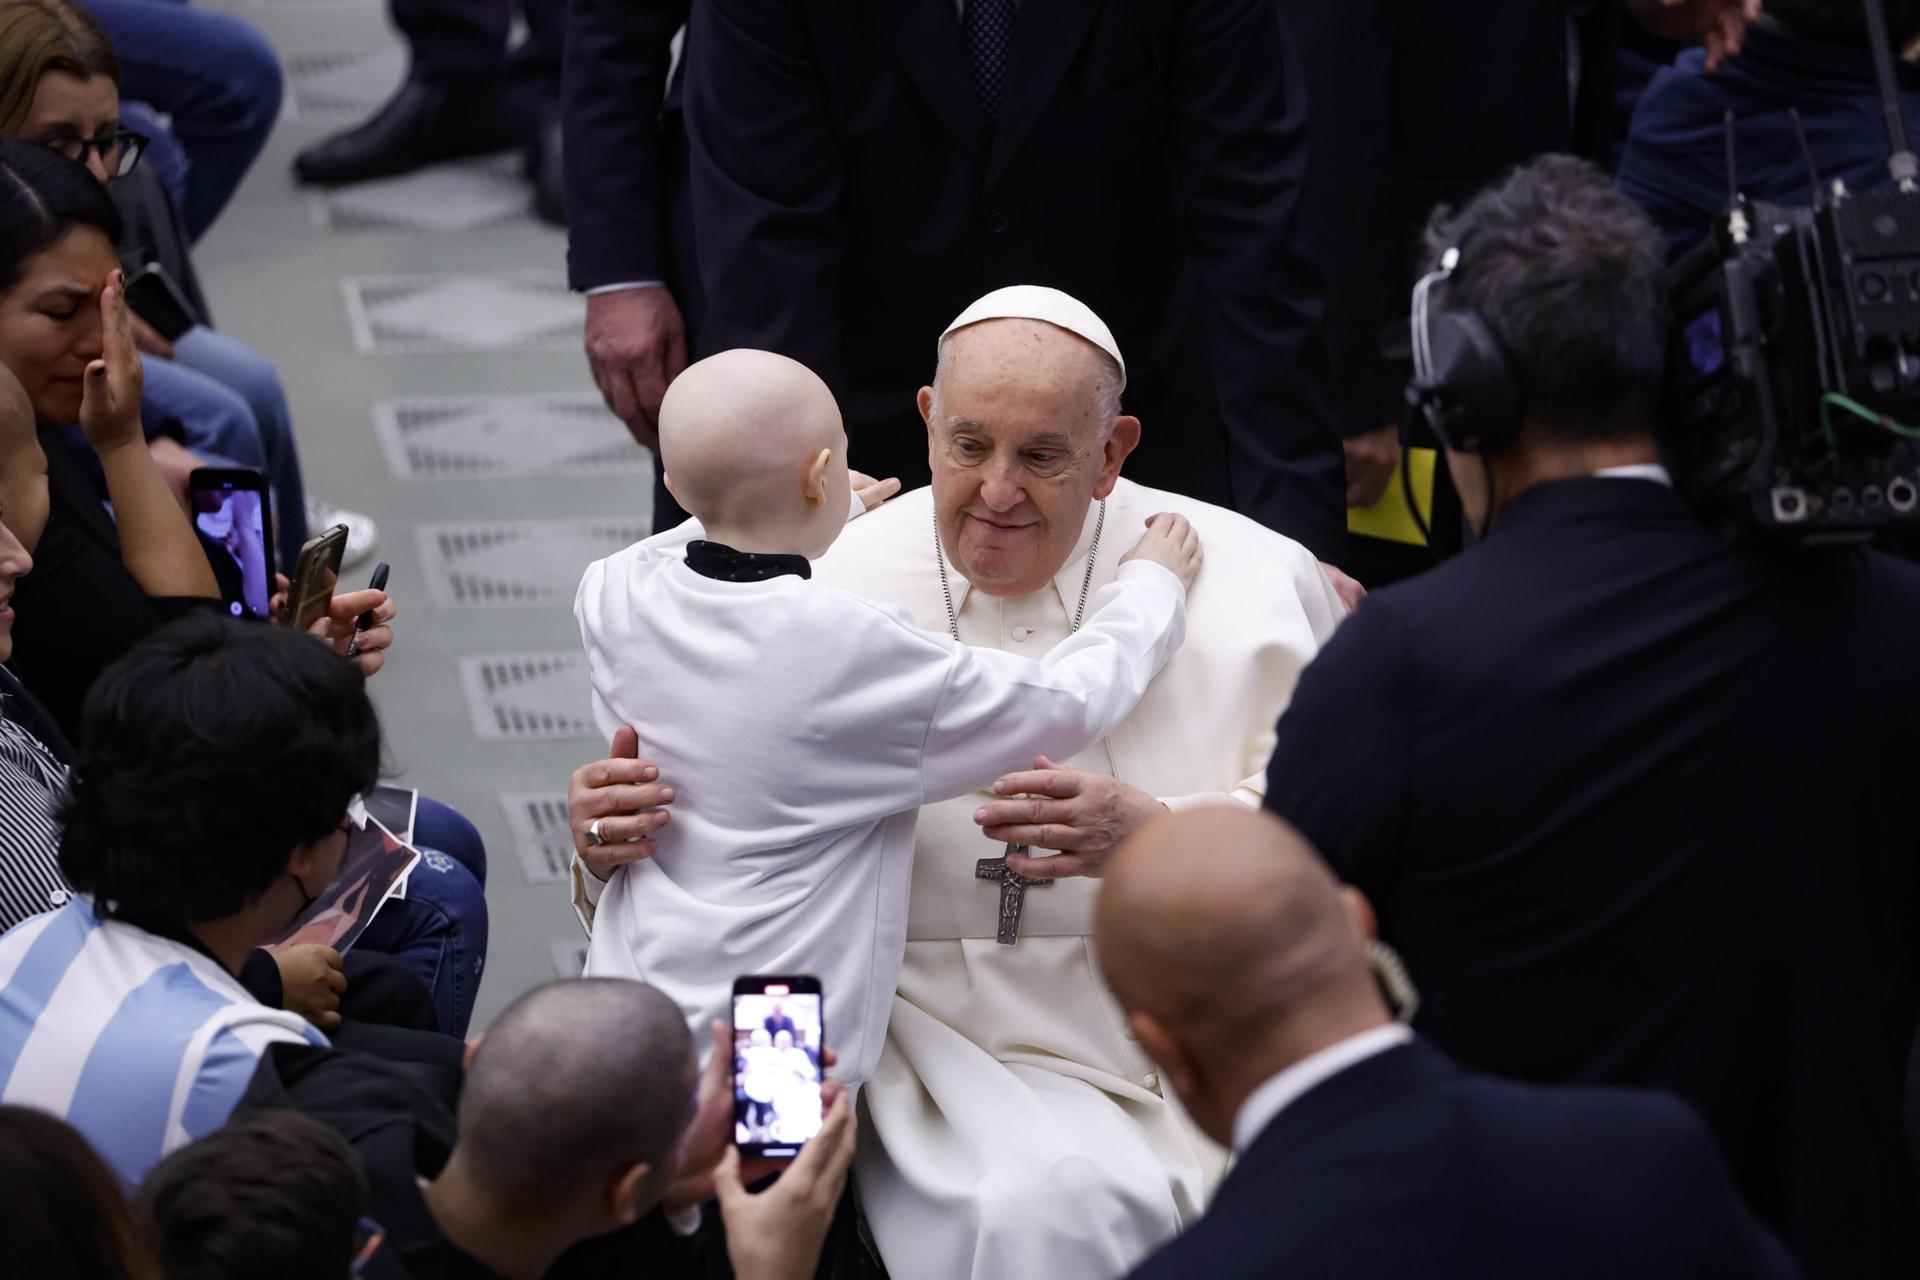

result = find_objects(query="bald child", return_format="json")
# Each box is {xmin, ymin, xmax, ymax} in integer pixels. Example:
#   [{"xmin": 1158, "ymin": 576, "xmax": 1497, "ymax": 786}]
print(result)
[
  {"xmin": 1097, "ymin": 810, "xmax": 1796, "ymax": 1280},
  {"xmin": 576, "ymin": 349, "xmax": 1202, "ymax": 1094}
]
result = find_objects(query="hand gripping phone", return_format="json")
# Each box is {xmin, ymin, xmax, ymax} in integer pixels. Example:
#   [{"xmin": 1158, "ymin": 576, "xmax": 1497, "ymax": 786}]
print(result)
[
  {"xmin": 288, "ymin": 524, "xmax": 349, "ymax": 632},
  {"xmin": 732, "ymin": 975, "xmax": 825, "ymax": 1159}
]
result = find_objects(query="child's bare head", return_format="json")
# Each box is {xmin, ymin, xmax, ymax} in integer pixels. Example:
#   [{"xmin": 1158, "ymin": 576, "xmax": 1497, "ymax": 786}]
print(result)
[{"xmin": 659, "ymin": 350, "xmax": 850, "ymax": 560}]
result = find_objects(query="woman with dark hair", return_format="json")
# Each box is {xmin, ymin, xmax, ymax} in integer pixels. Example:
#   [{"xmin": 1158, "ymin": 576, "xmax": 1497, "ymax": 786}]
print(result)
[
  {"xmin": 0, "ymin": 0, "xmax": 376, "ymax": 569},
  {"xmin": 0, "ymin": 145, "xmax": 489, "ymax": 1035},
  {"xmin": 0, "ymin": 139, "xmax": 229, "ymax": 730},
  {"xmin": 0, "ymin": 1105, "xmax": 160, "ymax": 1279}
]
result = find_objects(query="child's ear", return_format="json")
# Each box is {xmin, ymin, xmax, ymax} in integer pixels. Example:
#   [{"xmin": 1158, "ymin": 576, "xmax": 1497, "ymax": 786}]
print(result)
[{"xmin": 803, "ymin": 448, "xmax": 832, "ymax": 507}]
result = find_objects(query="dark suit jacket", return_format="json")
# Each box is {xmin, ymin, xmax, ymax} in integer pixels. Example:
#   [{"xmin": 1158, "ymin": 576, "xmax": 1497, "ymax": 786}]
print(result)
[
  {"xmin": 1129, "ymin": 1039, "xmax": 1796, "ymax": 1280},
  {"xmin": 1263, "ymin": 476, "xmax": 1920, "ymax": 1278},
  {"xmin": 682, "ymin": 0, "xmax": 1346, "ymax": 561},
  {"xmin": 1287, "ymin": 0, "xmax": 1620, "ymax": 436},
  {"xmin": 560, "ymin": 0, "xmax": 691, "ymax": 295}
]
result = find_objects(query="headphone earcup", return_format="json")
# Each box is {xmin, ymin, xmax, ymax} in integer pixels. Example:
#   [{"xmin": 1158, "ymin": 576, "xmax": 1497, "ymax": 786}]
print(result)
[{"xmin": 1415, "ymin": 310, "xmax": 1525, "ymax": 454}]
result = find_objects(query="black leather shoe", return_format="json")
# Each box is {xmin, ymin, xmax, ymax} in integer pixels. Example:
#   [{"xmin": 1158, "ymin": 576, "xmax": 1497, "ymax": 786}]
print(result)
[
  {"xmin": 293, "ymin": 79, "xmax": 526, "ymax": 186},
  {"xmin": 528, "ymin": 114, "xmax": 566, "ymax": 227}
]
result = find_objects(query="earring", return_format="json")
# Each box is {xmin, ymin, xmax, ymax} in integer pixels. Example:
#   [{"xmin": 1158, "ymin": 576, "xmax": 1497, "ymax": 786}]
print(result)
[{"xmin": 1369, "ymin": 940, "xmax": 1420, "ymax": 1025}]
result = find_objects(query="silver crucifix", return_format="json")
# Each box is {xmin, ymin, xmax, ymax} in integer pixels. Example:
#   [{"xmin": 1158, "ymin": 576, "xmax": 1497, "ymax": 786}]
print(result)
[{"xmin": 975, "ymin": 843, "xmax": 1054, "ymax": 945}]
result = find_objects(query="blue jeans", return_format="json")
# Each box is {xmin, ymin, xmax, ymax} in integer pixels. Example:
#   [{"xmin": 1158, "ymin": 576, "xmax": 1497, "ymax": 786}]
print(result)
[
  {"xmin": 358, "ymin": 798, "xmax": 490, "ymax": 1038},
  {"xmin": 141, "ymin": 328, "xmax": 310, "ymax": 569},
  {"xmin": 82, "ymin": 0, "xmax": 282, "ymax": 240}
]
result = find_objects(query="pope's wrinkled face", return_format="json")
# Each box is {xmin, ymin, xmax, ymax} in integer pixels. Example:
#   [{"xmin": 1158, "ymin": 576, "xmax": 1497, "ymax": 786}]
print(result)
[{"xmin": 921, "ymin": 320, "xmax": 1139, "ymax": 599}]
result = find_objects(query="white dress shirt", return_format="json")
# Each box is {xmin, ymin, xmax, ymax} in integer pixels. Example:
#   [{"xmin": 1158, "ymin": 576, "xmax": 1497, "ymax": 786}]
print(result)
[
  {"xmin": 1593, "ymin": 462, "xmax": 1673, "ymax": 486},
  {"xmin": 1230, "ymin": 1024, "xmax": 1414, "ymax": 1153}
]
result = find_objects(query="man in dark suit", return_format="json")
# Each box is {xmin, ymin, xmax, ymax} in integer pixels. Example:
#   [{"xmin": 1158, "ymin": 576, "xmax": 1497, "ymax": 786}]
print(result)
[
  {"xmin": 1286, "ymin": 0, "xmax": 1756, "ymax": 582},
  {"xmin": 680, "ymin": 0, "xmax": 1346, "ymax": 561},
  {"xmin": 292, "ymin": 0, "xmax": 567, "ymax": 218},
  {"xmin": 1095, "ymin": 806, "xmax": 1796, "ymax": 1280},
  {"xmin": 1263, "ymin": 155, "xmax": 1920, "ymax": 1277},
  {"xmin": 560, "ymin": 0, "xmax": 694, "ymax": 525}
]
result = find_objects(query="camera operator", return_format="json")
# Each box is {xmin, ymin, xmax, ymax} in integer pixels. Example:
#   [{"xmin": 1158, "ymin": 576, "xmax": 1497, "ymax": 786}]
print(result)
[{"xmin": 1261, "ymin": 154, "xmax": 1920, "ymax": 1279}]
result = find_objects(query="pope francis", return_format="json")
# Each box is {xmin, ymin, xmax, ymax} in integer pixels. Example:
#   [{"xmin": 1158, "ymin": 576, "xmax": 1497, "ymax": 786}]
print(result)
[{"xmin": 571, "ymin": 286, "xmax": 1345, "ymax": 1280}]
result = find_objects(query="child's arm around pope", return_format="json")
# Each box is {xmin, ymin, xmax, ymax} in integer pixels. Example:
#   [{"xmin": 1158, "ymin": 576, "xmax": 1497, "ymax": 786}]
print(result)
[{"xmin": 908, "ymin": 512, "xmax": 1202, "ymax": 805}]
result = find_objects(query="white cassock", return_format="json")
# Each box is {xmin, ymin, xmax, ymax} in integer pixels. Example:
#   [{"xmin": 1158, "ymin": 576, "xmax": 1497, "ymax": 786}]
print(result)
[
  {"xmin": 808, "ymin": 476, "xmax": 1344, "ymax": 1280},
  {"xmin": 573, "ymin": 519, "xmax": 1187, "ymax": 1094}
]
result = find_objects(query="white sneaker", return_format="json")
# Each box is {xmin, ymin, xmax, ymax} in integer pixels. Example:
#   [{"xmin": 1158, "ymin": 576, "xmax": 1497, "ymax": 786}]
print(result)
[{"xmin": 307, "ymin": 500, "xmax": 379, "ymax": 569}]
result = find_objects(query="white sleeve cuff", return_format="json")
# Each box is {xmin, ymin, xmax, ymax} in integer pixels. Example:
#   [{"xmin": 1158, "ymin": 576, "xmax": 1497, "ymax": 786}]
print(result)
[{"xmin": 585, "ymin": 281, "xmax": 668, "ymax": 296}]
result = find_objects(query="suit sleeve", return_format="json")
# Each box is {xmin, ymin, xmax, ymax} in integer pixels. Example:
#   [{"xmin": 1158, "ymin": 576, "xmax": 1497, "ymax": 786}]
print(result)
[
  {"xmin": 1261, "ymin": 600, "xmax": 1413, "ymax": 903},
  {"xmin": 1284, "ymin": 0, "xmax": 1402, "ymax": 436},
  {"xmin": 1167, "ymin": 0, "xmax": 1347, "ymax": 561},
  {"xmin": 561, "ymin": 0, "xmax": 689, "ymax": 290},
  {"xmin": 684, "ymin": 0, "xmax": 848, "ymax": 392}
]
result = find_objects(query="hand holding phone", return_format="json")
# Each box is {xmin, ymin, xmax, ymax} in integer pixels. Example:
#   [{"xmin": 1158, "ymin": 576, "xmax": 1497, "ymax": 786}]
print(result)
[
  {"xmin": 345, "ymin": 563, "xmax": 389, "ymax": 659},
  {"xmin": 733, "ymin": 976, "xmax": 826, "ymax": 1159},
  {"xmin": 288, "ymin": 524, "xmax": 349, "ymax": 632}
]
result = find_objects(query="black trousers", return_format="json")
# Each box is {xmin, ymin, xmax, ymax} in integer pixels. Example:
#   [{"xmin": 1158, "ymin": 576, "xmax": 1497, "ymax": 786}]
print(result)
[{"xmin": 392, "ymin": 0, "xmax": 564, "ymax": 94}]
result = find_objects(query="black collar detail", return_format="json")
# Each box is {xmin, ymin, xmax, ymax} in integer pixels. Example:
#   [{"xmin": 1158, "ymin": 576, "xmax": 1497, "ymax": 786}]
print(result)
[{"xmin": 686, "ymin": 540, "xmax": 812, "ymax": 582}]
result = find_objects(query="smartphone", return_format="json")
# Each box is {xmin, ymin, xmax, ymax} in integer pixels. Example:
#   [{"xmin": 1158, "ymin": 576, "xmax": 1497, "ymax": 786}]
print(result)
[
  {"xmin": 732, "ymin": 975, "xmax": 825, "ymax": 1159},
  {"xmin": 124, "ymin": 261, "xmax": 199, "ymax": 341},
  {"xmin": 188, "ymin": 467, "xmax": 275, "ymax": 621},
  {"xmin": 289, "ymin": 524, "xmax": 349, "ymax": 632}
]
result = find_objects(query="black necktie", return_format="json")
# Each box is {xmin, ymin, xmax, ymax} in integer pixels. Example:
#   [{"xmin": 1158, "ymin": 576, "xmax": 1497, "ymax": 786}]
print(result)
[{"xmin": 964, "ymin": 0, "xmax": 1015, "ymax": 125}]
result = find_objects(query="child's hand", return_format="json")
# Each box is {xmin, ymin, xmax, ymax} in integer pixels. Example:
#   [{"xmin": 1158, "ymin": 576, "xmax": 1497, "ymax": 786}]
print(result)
[
  {"xmin": 849, "ymin": 471, "xmax": 901, "ymax": 515},
  {"xmin": 1119, "ymin": 513, "xmax": 1203, "ymax": 593}
]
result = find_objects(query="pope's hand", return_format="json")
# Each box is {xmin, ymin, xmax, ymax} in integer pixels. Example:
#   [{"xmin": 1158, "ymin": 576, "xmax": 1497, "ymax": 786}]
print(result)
[
  {"xmin": 571, "ymin": 725, "xmax": 675, "ymax": 880},
  {"xmin": 1320, "ymin": 561, "xmax": 1366, "ymax": 613},
  {"xmin": 665, "ymin": 1019, "xmax": 845, "ymax": 1215},
  {"xmin": 976, "ymin": 756, "xmax": 1167, "ymax": 878}
]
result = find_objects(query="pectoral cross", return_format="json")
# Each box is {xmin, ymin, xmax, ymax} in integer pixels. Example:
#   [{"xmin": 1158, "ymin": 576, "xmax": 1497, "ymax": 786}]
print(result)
[{"xmin": 975, "ymin": 844, "xmax": 1053, "ymax": 945}]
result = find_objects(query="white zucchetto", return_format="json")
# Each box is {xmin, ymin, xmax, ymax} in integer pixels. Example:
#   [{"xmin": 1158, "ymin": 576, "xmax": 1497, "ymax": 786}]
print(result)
[{"xmin": 938, "ymin": 285, "xmax": 1127, "ymax": 391}]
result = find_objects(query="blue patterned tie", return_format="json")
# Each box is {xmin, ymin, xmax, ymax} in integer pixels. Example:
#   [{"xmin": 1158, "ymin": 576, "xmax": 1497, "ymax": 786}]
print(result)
[{"xmin": 964, "ymin": 0, "xmax": 1016, "ymax": 125}]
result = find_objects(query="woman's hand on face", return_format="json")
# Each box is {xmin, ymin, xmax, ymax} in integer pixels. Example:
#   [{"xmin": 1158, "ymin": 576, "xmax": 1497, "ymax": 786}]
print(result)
[{"xmin": 77, "ymin": 270, "xmax": 144, "ymax": 454}]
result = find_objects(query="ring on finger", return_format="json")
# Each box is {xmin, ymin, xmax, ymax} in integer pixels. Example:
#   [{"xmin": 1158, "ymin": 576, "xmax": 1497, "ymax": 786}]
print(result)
[{"xmin": 586, "ymin": 818, "xmax": 606, "ymax": 847}]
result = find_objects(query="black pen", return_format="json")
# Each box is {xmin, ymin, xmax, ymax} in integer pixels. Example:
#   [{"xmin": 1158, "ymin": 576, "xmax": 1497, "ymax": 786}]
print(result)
[{"xmin": 345, "ymin": 562, "xmax": 390, "ymax": 659}]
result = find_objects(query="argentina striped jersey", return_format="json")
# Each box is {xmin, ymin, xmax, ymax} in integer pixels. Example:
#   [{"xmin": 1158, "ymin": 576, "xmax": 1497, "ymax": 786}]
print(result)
[{"xmin": 0, "ymin": 898, "xmax": 327, "ymax": 1183}]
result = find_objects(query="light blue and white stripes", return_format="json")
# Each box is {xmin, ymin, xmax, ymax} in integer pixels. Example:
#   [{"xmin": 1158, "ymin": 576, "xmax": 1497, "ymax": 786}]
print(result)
[{"xmin": 0, "ymin": 899, "xmax": 325, "ymax": 1183}]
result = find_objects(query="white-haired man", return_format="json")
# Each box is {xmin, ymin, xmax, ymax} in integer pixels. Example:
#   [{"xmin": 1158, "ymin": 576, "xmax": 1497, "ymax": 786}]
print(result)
[{"xmin": 568, "ymin": 286, "xmax": 1345, "ymax": 1280}]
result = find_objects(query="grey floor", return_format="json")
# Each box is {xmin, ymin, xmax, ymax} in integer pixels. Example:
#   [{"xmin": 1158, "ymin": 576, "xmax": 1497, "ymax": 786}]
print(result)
[{"xmin": 200, "ymin": 0, "xmax": 642, "ymax": 1028}]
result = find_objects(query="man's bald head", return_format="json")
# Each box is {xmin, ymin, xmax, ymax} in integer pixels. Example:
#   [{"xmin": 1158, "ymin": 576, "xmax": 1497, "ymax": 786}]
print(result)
[
  {"xmin": 659, "ymin": 349, "xmax": 849, "ymax": 552},
  {"xmin": 1096, "ymin": 808, "xmax": 1386, "ymax": 1079},
  {"xmin": 456, "ymin": 979, "xmax": 695, "ymax": 1211}
]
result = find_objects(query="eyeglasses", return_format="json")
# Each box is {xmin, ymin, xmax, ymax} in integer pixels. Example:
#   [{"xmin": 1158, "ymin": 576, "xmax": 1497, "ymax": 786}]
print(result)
[{"xmin": 41, "ymin": 128, "xmax": 148, "ymax": 178}]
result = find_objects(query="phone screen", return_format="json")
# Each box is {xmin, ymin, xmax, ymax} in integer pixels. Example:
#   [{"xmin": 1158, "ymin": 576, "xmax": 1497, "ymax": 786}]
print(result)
[
  {"xmin": 190, "ymin": 471, "xmax": 274, "ymax": 620},
  {"xmin": 733, "ymin": 977, "xmax": 825, "ymax": 1159}
]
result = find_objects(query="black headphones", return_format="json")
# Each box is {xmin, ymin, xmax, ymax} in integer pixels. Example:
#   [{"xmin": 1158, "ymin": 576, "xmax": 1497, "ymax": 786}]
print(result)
[{"xmin": 1405, "ymin": 245, "xmax": 1527, "ymax": 456}]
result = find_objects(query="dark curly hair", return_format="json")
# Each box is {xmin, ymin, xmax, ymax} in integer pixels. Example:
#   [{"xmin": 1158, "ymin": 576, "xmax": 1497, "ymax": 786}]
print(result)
[
  {"xmin": 0, "ymin": 138, "xmax": 121, "ymax": 294},
  {"xmin": 136, "ymin": 1111, "xmax": 367, "ymax": 1280},
  {"xmin": 57, "ymin": 614, "xmax": 382, "ymax": 925},
  {"xmin": 1419, "ymin": 154, "xmax": 1670, "ymax": 443}
]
